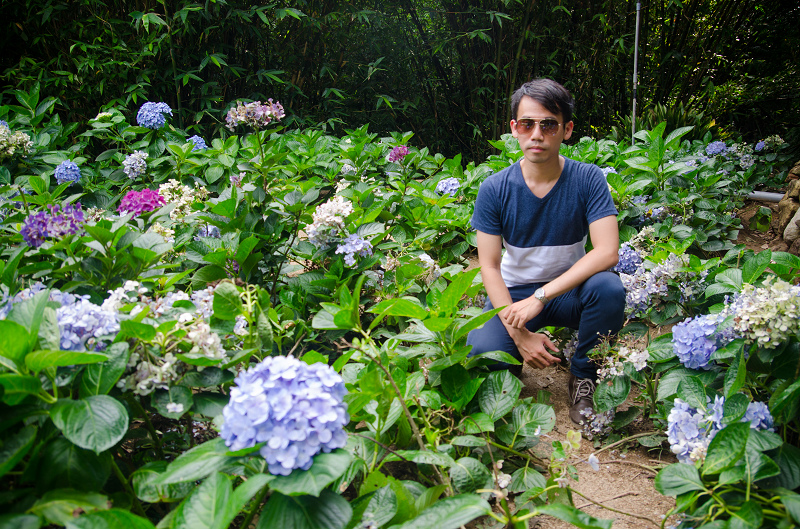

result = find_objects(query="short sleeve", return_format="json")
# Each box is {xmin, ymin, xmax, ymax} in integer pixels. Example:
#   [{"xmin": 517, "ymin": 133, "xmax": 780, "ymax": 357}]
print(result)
[
  {"xmin": 584, "ymin": 166, "xmax": 618, "ymax": 224},
  {"xmin": 470, "ymin": 178, "xmax": 502, "ymax": 235}
]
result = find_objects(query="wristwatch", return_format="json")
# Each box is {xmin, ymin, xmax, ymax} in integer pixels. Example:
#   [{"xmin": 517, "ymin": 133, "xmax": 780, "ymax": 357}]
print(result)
[{"xmin": 533, "ymin": 287, "xmax": 550, "ymax": 305}]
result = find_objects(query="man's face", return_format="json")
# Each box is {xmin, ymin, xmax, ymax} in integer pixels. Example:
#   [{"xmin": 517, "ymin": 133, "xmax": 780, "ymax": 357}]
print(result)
[{"xmin": 511, "ymin": 96, "xmax": 573, "ymax": 166}]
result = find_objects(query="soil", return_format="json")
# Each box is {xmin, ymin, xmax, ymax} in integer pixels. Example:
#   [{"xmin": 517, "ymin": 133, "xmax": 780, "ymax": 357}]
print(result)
[{"xmin": 467, "ymin": 198, "xmax": 788, "ymax": 528}]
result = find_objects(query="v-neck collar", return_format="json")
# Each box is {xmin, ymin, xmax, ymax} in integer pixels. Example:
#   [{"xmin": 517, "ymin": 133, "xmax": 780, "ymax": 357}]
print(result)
[{"xmin": 517, "ymin": 158, "xmax": 568, "ymax": 201}]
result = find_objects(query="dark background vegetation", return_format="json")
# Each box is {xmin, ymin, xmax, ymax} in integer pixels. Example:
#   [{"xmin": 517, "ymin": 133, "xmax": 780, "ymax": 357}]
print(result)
[{"xmin": 2, "ymin": 0, "xmax": 799, "ymax": 162}]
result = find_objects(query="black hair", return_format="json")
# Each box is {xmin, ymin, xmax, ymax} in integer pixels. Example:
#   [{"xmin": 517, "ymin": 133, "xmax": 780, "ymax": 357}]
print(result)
[{"xmin": 511, "ymin": 78, "xmax": 575, "ymax": 123}]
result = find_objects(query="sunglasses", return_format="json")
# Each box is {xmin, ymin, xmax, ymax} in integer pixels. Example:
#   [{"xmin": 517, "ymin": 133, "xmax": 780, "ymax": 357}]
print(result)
[{"xmin": 514, "ymin": 118, "xmax": 562, "ymax": 136}]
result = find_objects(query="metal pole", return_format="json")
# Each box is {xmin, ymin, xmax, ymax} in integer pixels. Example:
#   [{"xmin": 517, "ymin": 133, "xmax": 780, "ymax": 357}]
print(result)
[{"xmin": 632, "ymin": 1, "xmax": 641, "ymax": 145}]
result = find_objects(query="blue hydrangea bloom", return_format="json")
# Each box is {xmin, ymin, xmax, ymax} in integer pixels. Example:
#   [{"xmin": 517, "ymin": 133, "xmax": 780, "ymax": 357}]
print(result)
[
  {"xmin": 57, "ymin": 298, "xmax": 120, "ymax": 351},
  {"xmin": 195, "ymin": 224, "xmax": 221, "ymax": 240},
  {"xmin": 755, "ymin": 141, "xmax": 766, "ymax": 152},
  {"xmin": 667, "ymin": 398, "xmax": 711, "ymax": 463},
  {"xmin": 705, "ymin": 141, "xmax": 728, "ymax": 156},
  {"xmin": 613, "ymin": 243, "xmax": 642, "ymax": 275},
  {"xmin": 0, "ymin": 120, "xmax": 8, "ymax": 128},
  {"xmin": 743, "ymin": 401, "xmax": 774, "ymax": 431},
  {"xmin": 220, "ymin": 356, "xmax": 349, "ymax": 476},
  {"xmin": 188, "ymin": 135, "xmax": 207, "ymax": 151},
  {"xmin": 672, "ymin": 314, "xmax": 735, "ymax": 370},
  {"xmin": 435, "ymin": 177, "xmax": 460, "ymax": 196},
  {"xmin": 335, "ymin": 234, "xmax": 373, "ymax": 266},
  {"xmin": 137, "ymin": 102, "xmax": 173, "ymax": 129},
  {"xmin": 600, "ymin": 167, "xmax": 617, "ymax": 178},
  {"xmin": 55, "ymin": 161, "xmax": 81, "ymax": 186}
]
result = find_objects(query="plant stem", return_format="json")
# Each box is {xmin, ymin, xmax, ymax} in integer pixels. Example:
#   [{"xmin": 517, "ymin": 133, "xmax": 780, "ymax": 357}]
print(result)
[
  {"xmin": 568, "ymin": 488, "xmax": 660, "ymax": 526},
  {"xmin": 593, "ymin": 431, "xmax": 661, "ymax": 455},
  {"xmin": 126, "ymin": 393, "xmax": 165, "ymax": 459},
  {"xmin": 110, "ymin": 457, "xmax": 148, "ymax": 518},
  {"xmin": 239, "ymin": 481, "xmax": 270, "ymax": 529},
  {"xmin": 486, "ymin": 440, "xmax": 546, "ymax": 466}
]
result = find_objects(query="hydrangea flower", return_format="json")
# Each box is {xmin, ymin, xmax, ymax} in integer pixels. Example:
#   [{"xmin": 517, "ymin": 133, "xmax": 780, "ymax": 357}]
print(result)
[
  {"xmin": 123, "ymin": 151, "xmax": 149, "ymax": 180},
  {"xmin": 336, "ymin": 234, "xmax": 373, "ymax": 266},
  {"xmin": 754, "ymin": 141, "xmax": 766, "ymax": 152},
  {"xmin": 620, "ymin": 254, "xmax": 706, "ymax": 318},
  {"xmin": 188, "ymin": 135, "xmax": 207, "ymax": 151},
  {"xmin": 742, "ymin": 401, "xmax": 774, "ymax": 430},
  {"xmin": 435, "ymin": 177, "xmax": 460, "ymax": 196},
  {"xmin": 195, "ymin": 223, "xmax": 221, "ymax": 240},
  {"xmin": 613, "ymin": 243, "xmax": 642, "ymax": 275},
  {"xmin": 137, "ymin": 102, "xmax": 173, "ymax": 129},
  {"xmin": 705, "ymin": 141, "xmax": 728, "ymax": 156},
  {"xmin": 54, "ymin": 161, "xmax": 81, "ymax": 186},
  {"xmin": 220, "ymin": 356, "xmax": 349, "ymax": 476},
  {"xmin": 600, "ymin": 167, "xmax": 617, "ymax": 178},
  {"xmin": 118, "ymin": 188, "xmax": 166, "ymax": 216},
  {"xmin": 386, "ymin": 145, "xmax": 409, "ymax": 163},
  {"xmin": 672, "ymin": 313, "xmax": 736, "ymax": 370},
  {"xmin": 20, "ymin": 204, "xmax": 85, "ymax": 248},
  {"xmin": 739, "ymin": 154, "xmax": 754, "ymax": 170},
  {"xmin": 305, "ymin": 196, "xmax": 353, "ymax": 248},
  {"xmin": 725, "ymin": 278, "xmax": 800, "ymax": 347},
  {"xmin": 225, "ymin": 99, "xmax": 285, "ymax": 131},
  {"xmin": 0, "ymin": 120, "xmax": 7, "ymax": 128},
  {"xmin": 58, "ymin": 298, "xmax": 120, "ymax": 351},
  {"xmin": 230, "ymin": 172, "xmax": 244, "ymax": 188},
  {"xmin": 159, "ymin": 179, "xmax": 208, "ymax": 220},
  {"xmin": 0, "ymin": 124, "xmax": 33, "ymax": 159}
]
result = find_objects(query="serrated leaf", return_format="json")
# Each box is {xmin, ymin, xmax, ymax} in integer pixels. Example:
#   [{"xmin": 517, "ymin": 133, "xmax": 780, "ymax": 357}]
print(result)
[{"xmin": 477, "ymin": 370, "xmax": 521, "ymax": 421}]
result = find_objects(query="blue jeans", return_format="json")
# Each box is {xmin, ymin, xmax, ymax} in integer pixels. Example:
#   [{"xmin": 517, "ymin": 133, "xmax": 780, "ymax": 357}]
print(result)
[{"xmin": 466, "ymin": 271, "xmax": 626, "ymax": 380}]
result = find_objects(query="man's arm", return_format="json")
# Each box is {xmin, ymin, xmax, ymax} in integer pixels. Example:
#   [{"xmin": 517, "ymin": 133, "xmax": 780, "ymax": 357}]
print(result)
[
  {"xmin": 503, "ymin": 215, "xmax": 620, "ymax": 329},
  {"xmin": 476, "ymin": 230, "xmax": 561, "ymax": 369}
]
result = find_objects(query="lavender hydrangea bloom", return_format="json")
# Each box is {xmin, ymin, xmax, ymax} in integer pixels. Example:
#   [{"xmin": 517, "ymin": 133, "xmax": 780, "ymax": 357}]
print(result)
[
  {"xmin": 54, "ymin": 161, "xmax": 81, "ymax": 186},
  {"xmin": 220, "ymin": 356, "xmax": 349, "ymax": 476},
  {"xmin": 743, "ymin": 401, "xmax": 774, "ymax": 431},
  {"xmin": 0, "ymin": 120, "xmax": 7, "ymax": 128},
  {"xmin": 123, "ymin": 151, "xmax": 148, "ymax": 180},
  {"xmin": 57, "ymin": 298, "xmax": 120, "ymax": 351},
  {"xmin": 335, "ymin": 234, "xmax": 373, "ymax": 266},
  {"xmin": 118, "ymin": 189, "xmax": 166, "ymax": 216},
  {"xmin": 705, "ymin": 141, "xmax": 728, "ymax": 156},
  {"xmin": 188, "ymin": 135, "xmax": 207, "ymax": 151},
  {"xmin": 672, "ymin": 313, "xmax": 733, "ymax": 370},
  {"xmin": 386, "ymin": 145, "xmax": 409, "ymax": 163},
  {"xmin": 20, "ymin": 204, "xmax": 85, "ymax": 247},
  {"xmin": 613, "ymin": 243, "xmax": 642, "ymax": 275},
  {"xmin": 195, "ymin": 224, "xmax": 221, "ymax": 240},
  {"xmin": 225, "ymin": 100, "xmax": 285, "ymax": 131},
  {"xmin": 436, "ymin": 177, "xmax": 460, "ymax": 196},
  {"xmin": 137, "ymin": 102, "xmax": 173, "ymax": 129},
  {"xmin": 600, "ymin": 167, "xmax": 617, "ymax": 178},
  {"xmin": 20, "ymin": 210, "xmax": 50, "ymax": 248},
  {"xmin": 755, "ymin": 141, "xmax": 766, "ymax": 152}
]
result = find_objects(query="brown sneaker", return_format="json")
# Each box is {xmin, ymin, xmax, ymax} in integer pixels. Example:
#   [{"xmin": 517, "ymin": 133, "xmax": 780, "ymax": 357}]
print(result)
[{"xmin": 568, "ymin": 374, "xmax": 596, "ymax": 425}]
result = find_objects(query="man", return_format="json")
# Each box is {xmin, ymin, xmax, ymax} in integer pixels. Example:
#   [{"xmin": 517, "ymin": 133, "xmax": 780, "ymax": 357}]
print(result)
[{"xmin": 467, "ymin": 78, "xmax": 626, "ymax": 425}]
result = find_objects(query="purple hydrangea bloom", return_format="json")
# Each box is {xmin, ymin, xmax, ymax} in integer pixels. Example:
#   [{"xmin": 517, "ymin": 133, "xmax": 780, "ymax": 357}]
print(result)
[
  {"xmin": 137, "ymin": 102, "xmax": 173, "ymax": 129},
  {"xmin": 705, "ymin": 141, "xmax": 728, "ymax": 156},
  {"xmin": 386, "ymin": 145, "xmax": 409, "ymax": 163},
  {"xmin": 0, "ymin": 120, "xmax": 7, "ymax": 128},
  {"xmin": 57, "ymin": 298, "xmax": 120, "ymax": 351},
  {"xmin": 667, "ymin": 398, "xmax": 710, "ymax": 463},
  {"xmin": 672, "ymin": 314, "xmax": 735, "ymax": 370},
  {"xmin": 613, "ymin": 243, "xmax": 643, "ymax": 275},
  {"xmin": 755, "ymin": 141, "xmax": 766, "ymax": 152},
  {"xmin": 225, "ymin": 100, "xmax": 285, "ymax": 131},
  {"xmin": 188, "ymin": 135, "xmax": 207, "ymax": 151},
  {"xmin": 743, "ymin": 401, "xmax": 774, "ymax": 431},
  {"xmin": 631, "ymin": 195, "xmax": 650, "ymax": 205},
  {"xmin": 54, "ymin": 161, "xmax": 81, "ymax": 186},
  {"xmin": 600, "ymin": 167, "xmax": 617, "ymax": 178},
  {"xmin": 435, "ymin": 177, "xmax": 460, "ymax": 196},
  {"xmin": 118, "ymin": 189, "xmax": 166, "ymax": 216},
  {"xmin": 335, "ymin": 234, "xmax": 373, "ymax": 266},
  {"xmin": 195, "ymin": 223, "xmax": 221, "ymax": 240},
  {"xmin": 20, "ymin": 204, "xmax": 85, "ymax": 248},
  {"xmin": 220, "ymin": 356, "xmax": 349, "ymax": 476},
  {"xmin": 20, "ymin": 211, "xmax": 50, "ymax": 248}
]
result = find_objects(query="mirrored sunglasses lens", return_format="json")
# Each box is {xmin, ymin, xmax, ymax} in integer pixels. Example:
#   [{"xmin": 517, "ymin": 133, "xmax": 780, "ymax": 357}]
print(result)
[
  {"xmin": 541, "ymin": 120, "xmax": 559, "ymax": 135},
  {"xmin": 517, "ymin": 120, "xmax": 534, "ymax": 132}
]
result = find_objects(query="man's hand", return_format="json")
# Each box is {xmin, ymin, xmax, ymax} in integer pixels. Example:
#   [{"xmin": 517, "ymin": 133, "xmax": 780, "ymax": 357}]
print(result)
[
  {"xmin": 501, "ymin": 296, "xmax": 544, "ymax": 329},
  {"xmin": 510, "ymin": 330, "xmax": 561, "ymax": 369}
]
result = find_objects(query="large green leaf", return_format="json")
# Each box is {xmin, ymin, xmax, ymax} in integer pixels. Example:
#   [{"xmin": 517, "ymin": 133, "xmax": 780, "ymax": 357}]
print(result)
[
  {"xmin": 760, "ymin": 444, "xmax": 800, "ymax": 490},
  {"xmin": 386, "ymin": 494, "xmax": 490, "ymax": 529},
  {"xmin": 727, "ymin": 500, "xmax": 763, "ymax": 529},
  {"xmin": 25, "ymin": 350, "xmax": 108, "ymax": 374},
  {"xmin": 270, "ymin": 450, "xmax": 353, "ymax": 497},
  {"xmin": 79, "ymin": 343, "xmax": 129, "ymax": 397},
  {"xmin": 7, "ymin": 290, "xmax": 49, "ymax": 352},
  {"xmin": 0, "ymin": 374, "xmax": 42, "ymax": 405},
  {"xmin": 65, "ymin": 509, "xmax": 156, "ymax": 529},
  {"xmin": 0, "ymin": 514, "xmax": 39, "ymax": 529},
  {"xmin": 131, "ymin": 462, "xmax": 196, "ymax": 503},
  {"xmin": 509, "ymin": 466, "xmax": 546, "ymax": 493},
  {"xmin": 0, "ymin": 424, "xmax": 37, "ymax": 479},
  {"xmin": 449, "ymin": 457, "xmax": 492, "ymax": 493},
  {"xmin": 534, "ymin": 504, "xmax": 613, "ymax": 529},
  {"xmin": 29, "ymin": 489, "xmax": 110, "ymax": 526},
  {"xmin": 50, "ymin": 396, "xmax": 129, "ymax": 453},
  {"xmin": 36, "ymin": 438, "xmax": 110, "ymax": 493},
  {"xmin": 212, "ymin": 281, "xmax": 243, "ymax": 320},
  {"xmin": 593, "ymin": 375, "xmax": 631, "ymax": 412},
  {"xmin": 172, "ymin": 472, "xmax": 232, "ymax": 529},
  {"xmin": 676, "ymin": 376, "xmax": 707, "ymax": 410},
  {"xmin": 152, "ymin": 386, "xmax": 193, "ymax": 419},
  {"xmin": 155, "ymin": 438, "xmax": 235, "ymax": 485},
  {"xmin": 0, "ymin": 319, "xmax": 30, "ymax": 366},
  {"xmin": 257, "ymin": 490, "xmax": 352, "ymax": 529},
  {"xmin": 347, "ymin": 486, "xmax": 397, "ymax": 529},
  {"xmin": 654, "ymin": 463, "xmax": 706, "ymax": 496},
  {"xmin": 367, "ymin": 298, "xmax": 429, "ymax": 319},
  {"xmin": 477, "ymin": 370, "xmax": 521, "ymax": 421},
  {"xmin": 703, "ymin": 422, "xmax": 750, "ymax": 476}
]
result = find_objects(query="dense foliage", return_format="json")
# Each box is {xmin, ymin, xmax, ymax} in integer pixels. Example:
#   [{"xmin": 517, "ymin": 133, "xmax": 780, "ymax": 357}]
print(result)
[{"xmin": 2, "ymin": 0, "xmax": 799, "ymax": 161}]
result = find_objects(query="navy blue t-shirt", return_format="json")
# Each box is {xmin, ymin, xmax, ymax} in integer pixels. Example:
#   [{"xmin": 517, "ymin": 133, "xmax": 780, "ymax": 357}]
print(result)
[{"xmin": 470, "ymin": 157, "xmax": 617, "ymax": 286}]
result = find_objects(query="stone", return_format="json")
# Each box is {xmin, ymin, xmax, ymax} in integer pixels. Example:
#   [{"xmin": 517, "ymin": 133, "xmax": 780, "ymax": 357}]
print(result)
[
  {"xmin": 788, "ymin": 179, "xmax": 800, "ymax": 200},
  {"xmin": 774, "ymin": 197, "xmax": 799, "ymax": 234},
  {"xmin": 790, "ymin": 237, "xmax": 800, "ymax": 256},
  {"xmin": 786, "ymin": 210, "xmax": 800, "ymax": 244},
  {"xmin": 789, "ymin": 161, "xmax": 800, "ymax": 181}
]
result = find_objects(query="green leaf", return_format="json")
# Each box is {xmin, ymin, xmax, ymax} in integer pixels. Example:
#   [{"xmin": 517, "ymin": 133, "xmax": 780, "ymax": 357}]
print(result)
[
  {"xmin": 454, "ymin": 307, "xmax": 503, "ymax": 342},
  {"xmin": 172, "ymin": 472, "xmax": 232, "ymax": 529},
  {"xmin": 723, "ymin": 393, "xmax": 749, "ymax": 424},
  {"xmin": 727, "ymin": 500, "xmax": 763, "ymax": 529},
  {"xmin": 437, "ymin": 269, "xmax": 480, "ymax": 316},
  {"xmin": 80, "ymin": 343, "xmax": 129, "ymax": 397},
  {"xmin": 386, "ymin": 494, "xmax": 490, "ymax": 529},
  {"xmin": 477, "ymin": 370, "xmax": 521, "ymax": 421},
  {"xmin": 0, "ymin": 424, "xmax": 37, "ymax": 479},
  {"xmin": 0, "ymin": 319, "xmax": 31, "ymax": 366},
  {"xmin": 780, "ymin": 492, "xmax": 800, "ymax": 524},
  {"xmin": 191, "ymin": 392, "xmax": 229, "ymax": 418},
  {"xmin": 50, "ymin": 396, "xmax": 129, "ymax": 453},
  {"xmin": 25, "ymin": 350, "xmax": 108, "ymax": 374},
  {"xmin": 152, "ymin": 386, "xmax": 193, "ymax": 419},
  {"xmin": 8, "ymin": 290, "xmax": 49, "ymax": 352},
  {"xmin": 383, "ymin": 450, "xmax": 456, "ymax": 467},
  {"xmin": 0, "ymin": 374, "xmax": 42, "ymax": 405},
  {"xmin": 509, "ymin": 466, "xmax": 546, "ymax": 493},
  {"xmin": 65, "ymin": 509, "xmax": 156, "ymax": 529},
  {"xmin": 269, "ymin": 450, "xmax": 353, "ymax": 497},
  {"xmin": 347, "ymin": 486, "xmax": 397, "ymax": 529},
  {"xmin": 36, "ymin": 438, "xmax": 110, "ymax": 493},
  {"xmin": 29, "ymin": 489, "xmax": 109, "ymax": 526},
  {"xmin": 367, "ymin": 298, "xmax": 429, "ymax": 319},
  {"xmin": 155, "ymin": 438, "xmax": 234, "ymax": 485},
  {"xmin": 212, "ymin": 282, "xmax": 243, "ymax": 320},
  {"xmin": 646, "ymin": 334, "xmax": 676, "ymax": 363},
  {"xmin": 676, "ymin": 376, "xmax": 707, "ymax": 410},
  {"xmin": 593, "ymin": 375, "xmax": 631, "ymax": 412},
  {"xmin": 119, "ymin": 320, "xmax": 156, "ymax": 341},
  {"xmin": 461, "ymin": 412, "xmax": 494, "ymax": 434},
  {"xmin": 703, "ymin": 422, "xmax": 750, "ymax": 476},
  {"xmin": 534, "ymin": 504, "xmax": 613, "ymax": 529},
  {"xmin": 449, "ymin": 457, "xmax": 492, "ymax": 493},
  {"xmin": 760, "ymin": 444, "xmax": 800, "ymax": 490},
  {"xmin": 724, "ymin": 347, "xmax": 747, "ymax": 397},
  {"xmin": 654, "ymin": 463, "xmax": 705, "ymax": 496},
  {"xmin": 0, "ymin": 514, "xmax": 39, "ymax": 529},
  {"xmin": 131, "ymin": 461, "xmax": 196, "ymax": 503},
  {"xmin": 257, "ymin": 490, "xmax": 352, "ymax": 529},
  {"xmin": 511, "ymin": 403, "xmax": 556, "ymax": 437}
]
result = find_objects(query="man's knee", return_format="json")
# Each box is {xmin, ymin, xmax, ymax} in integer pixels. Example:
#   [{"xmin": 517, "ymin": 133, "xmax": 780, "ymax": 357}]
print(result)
[{"xmin": 584, "ymin": 271, "xmax": 626, "ymax": 307}]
